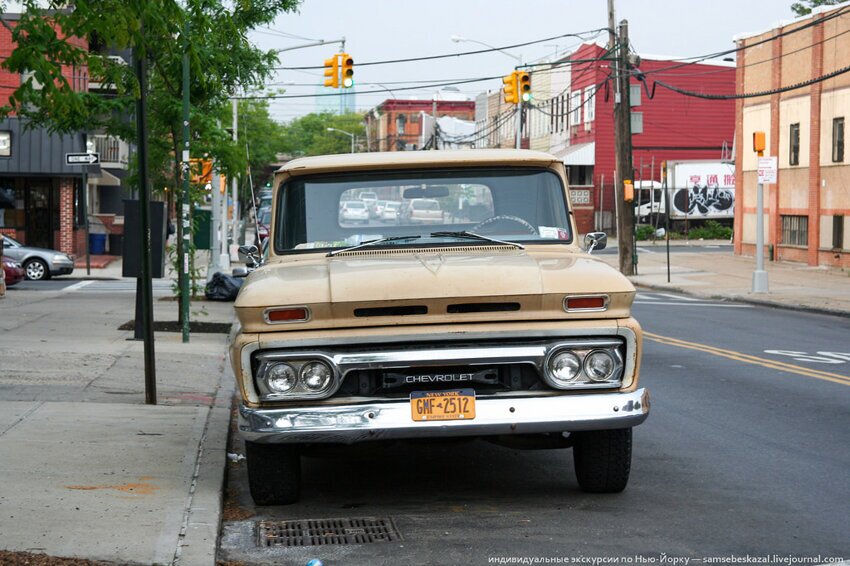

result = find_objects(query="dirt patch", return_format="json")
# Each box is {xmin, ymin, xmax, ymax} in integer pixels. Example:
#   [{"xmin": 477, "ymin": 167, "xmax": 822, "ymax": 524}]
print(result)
[
  {"xmin": 118, "ymin": 320, "xmax": 232, "ymax": 334},
  {"xmin": 0, "ymin": 551, "xmax": 110, "ymax": 565}
]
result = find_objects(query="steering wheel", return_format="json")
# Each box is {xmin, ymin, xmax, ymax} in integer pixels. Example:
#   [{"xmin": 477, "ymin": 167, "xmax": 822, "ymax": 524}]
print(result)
[{"xmin": 471, "ymin": 215, "xmax": 537, "ymax": 235}]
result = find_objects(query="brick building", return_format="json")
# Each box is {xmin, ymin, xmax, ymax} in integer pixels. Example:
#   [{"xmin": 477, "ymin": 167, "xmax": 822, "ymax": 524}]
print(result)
[
  {"xmin": 364, "ymin": 98, "xmax": 475, "ymax": 152},
  {"xmin": 734, "ymin": 4, "xmax": 850, "ymax": 268},
  {"xmin": 0, "ymin": 11, "xmax": 91, "ymax": 256},
  {"xmin": 474, "ymin": 43, "xmax": 736, "ymax": 234}
]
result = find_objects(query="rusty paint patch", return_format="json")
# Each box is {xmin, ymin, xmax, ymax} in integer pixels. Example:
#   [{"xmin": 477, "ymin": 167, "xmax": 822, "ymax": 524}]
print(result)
[{"xmin": 66, "ymin": 478, "xmax": 159, "ymax": 495}]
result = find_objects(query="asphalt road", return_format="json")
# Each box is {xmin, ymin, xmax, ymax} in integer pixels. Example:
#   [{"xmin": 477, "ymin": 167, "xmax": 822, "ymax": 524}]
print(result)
[{"xmin": 219, "ymin": 292, "xmax": 850, "ymax": 565}]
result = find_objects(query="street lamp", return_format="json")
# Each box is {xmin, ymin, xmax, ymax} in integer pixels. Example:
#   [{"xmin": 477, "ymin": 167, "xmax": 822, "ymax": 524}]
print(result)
[
  {"xmin": 451, "ymin": 35, "xmax": 523, "ymax": 64},
  {"xmin": 452, "ymin": 35, "xmax": 524, "ymax": 149},
  {"xmin": 327, "ymin": 127, "xmax": 356, "ymax": 153}
]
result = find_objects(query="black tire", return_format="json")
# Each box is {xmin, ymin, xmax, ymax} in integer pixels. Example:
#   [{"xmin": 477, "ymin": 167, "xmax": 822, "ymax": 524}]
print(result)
[
  {"xmin": 24, "ymin": 258, "xmax": 50, "ymax": 281},
  {"xmin": 245, "ymin": 441, "xmax": 301, "ymax": 505},
  {"xmin": 572, "ymin": 428, "xmax": 632, "ymax": 493}
]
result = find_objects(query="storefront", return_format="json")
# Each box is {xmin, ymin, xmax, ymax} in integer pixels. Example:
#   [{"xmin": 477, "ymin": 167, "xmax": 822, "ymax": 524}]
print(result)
[{"xmin": 0, "ymin": 118, "xmax": 93, "ymax": 255}]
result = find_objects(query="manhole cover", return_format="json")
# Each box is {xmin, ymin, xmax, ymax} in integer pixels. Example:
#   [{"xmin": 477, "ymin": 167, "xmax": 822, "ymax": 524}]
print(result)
[{"xmin": 257, "ymin": 517, "xmax": 402, "ymax": 547}]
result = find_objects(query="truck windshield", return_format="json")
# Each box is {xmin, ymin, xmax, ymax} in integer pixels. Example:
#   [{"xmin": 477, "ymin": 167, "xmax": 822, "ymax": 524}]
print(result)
[{"xmin": 275, "ymin": 168, "xmax": 571, "ymax": 253}]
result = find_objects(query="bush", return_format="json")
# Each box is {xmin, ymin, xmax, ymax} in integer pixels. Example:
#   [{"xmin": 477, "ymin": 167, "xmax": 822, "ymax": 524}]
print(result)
[
  {"xmin": 687, "ymin": 220, "xmax": 732, "ymax": 240},
  {"xmin": 635, "ymin": 224, "xmax": 656, "ymax": 241}
]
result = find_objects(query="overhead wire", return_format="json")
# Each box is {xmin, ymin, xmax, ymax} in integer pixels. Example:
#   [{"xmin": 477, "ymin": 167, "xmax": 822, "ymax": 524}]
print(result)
[{"xmin": 272, "ymin": 28, "xmax": 608, "ymax": 70}]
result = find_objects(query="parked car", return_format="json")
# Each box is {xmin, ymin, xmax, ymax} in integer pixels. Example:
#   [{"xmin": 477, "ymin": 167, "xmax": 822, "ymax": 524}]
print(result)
[
  {"xmin": 230, "ymin": 149, "xmax": 648, "ymax": 505},
  {"xmin": 2, "ymin": 256, "xmax": 24, "ymax": 286},
  {"xmin": 0, "ymin": 235, "xmax": 74, "ymax": 281},
  {"xmin": 380, "ymin": 200, "xmax": 401, "ymax": 222},
  {"xmin": 338, "ymin": 200, "xmax": 369, "ymax": 224},
  {"xmin": 402, "ymin": 198, "xmax": 443, "ymax": 224},
  {"xmin": 256, "ymin": 206, "xmax": 272, "ymax": 243}
]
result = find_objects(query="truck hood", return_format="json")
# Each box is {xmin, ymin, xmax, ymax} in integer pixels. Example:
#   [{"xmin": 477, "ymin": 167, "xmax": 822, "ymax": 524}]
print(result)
[{"xmin": 235, "ymin": 246, "xmax": 634, "ymax": 332}]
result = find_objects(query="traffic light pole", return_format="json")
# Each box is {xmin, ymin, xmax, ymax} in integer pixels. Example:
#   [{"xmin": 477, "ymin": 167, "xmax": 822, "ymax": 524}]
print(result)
[
  {"xmin": 515, "ymin": 99, "xmax": 522, "ymax": 149},
  {"xmin": 180, "ymin": 21, "xmax": 191, "ymax": 342}
]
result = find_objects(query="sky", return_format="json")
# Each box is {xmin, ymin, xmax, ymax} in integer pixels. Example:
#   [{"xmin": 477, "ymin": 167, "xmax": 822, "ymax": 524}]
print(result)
[{"xmin": 248, "ymin": 0, "xmax": 803, "ymax": 122}]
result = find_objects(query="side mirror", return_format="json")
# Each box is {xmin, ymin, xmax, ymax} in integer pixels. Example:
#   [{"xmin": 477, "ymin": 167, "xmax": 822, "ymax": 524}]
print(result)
[
  {"xmin": 231, "ymin": 267, "xmax": 249, "ymax": 278},
  {"xmin": 584, "ymin": 232, "xmax": 608, "ymax": 254},
  {"xmin": 238, "ymin": 244, "xmax": 261, "ymax": 267}
]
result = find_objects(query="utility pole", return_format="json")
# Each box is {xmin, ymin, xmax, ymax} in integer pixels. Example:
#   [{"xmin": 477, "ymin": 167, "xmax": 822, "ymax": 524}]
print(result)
[
  {"xmin": 231, "ymin": 98, "xmax": 239, "ymax": 247},
  {"xmin": 432, "ymin": 95, "xmax": 438, "ymax": 150},
  {"xmin": 180, "ymin": 21, "xmax": 191, "ymax": 342},
  {"xmin": 610, "ymin": 6, "xmax": 636, "ymax": 275}
]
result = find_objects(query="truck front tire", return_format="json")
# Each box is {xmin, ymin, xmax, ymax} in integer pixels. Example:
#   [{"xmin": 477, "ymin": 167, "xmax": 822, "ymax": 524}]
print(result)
[
  {"xmin": 572, "ymin": 428, "xmax": 632, "ymax": 493},
  {"xmin": 245, "ymin": 441, "xmax": 301, "ymax": 505}
]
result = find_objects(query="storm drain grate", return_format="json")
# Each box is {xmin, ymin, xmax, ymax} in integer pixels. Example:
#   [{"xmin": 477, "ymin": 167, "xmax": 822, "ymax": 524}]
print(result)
[{"xmin": 257, "ymin": 517, "xmax": 402, "ymax": 547}]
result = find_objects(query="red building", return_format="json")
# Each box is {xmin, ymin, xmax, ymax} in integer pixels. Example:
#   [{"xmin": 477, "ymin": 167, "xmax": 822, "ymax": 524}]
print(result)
[
  {"xmin": 0, "ymin": 12, "xmax": 90, "ymax": 256},
  {"xmin": 555, "ymin": 44, "xmax": 736, "ymax": 233},
  {"xmin": 365, "ymin": 99, "xmax": 475, "ymax": 152}
]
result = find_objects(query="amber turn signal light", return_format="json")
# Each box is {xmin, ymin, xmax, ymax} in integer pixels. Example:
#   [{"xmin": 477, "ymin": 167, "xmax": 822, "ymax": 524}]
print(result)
[
  {"xmin": 565, "ymin": 296, "xmax": 608, "ymax": 311},
  {"xmin": 265, "ymin": 307, "xmax": 310, "ymax": 323}
]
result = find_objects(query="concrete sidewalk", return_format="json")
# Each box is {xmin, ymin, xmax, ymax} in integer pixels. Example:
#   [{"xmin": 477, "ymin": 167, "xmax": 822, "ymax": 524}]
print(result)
[
  {"xmin": 599, "ymin": 240, "xmax": 850, "ymax": 316},
  {"xmin": 0, "ymin": 280, "xmax": 236, "ymax": 564}
]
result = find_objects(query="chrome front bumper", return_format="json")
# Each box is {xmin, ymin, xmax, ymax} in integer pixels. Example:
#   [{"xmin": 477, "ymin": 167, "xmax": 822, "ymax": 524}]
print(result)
[{"xmin": 239, "ymin": 388, "xmax": 649, "ymax": 444}]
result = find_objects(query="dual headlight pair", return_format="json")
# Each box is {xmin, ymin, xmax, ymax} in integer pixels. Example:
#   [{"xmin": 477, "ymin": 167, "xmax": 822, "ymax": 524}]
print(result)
[
  {"xmin": 544, "ymin": 347, "xmax": 623, "ymax": 389},
  {"xmin": 256, "ymin": 359, "xmax": 335, "ymax": 399}
]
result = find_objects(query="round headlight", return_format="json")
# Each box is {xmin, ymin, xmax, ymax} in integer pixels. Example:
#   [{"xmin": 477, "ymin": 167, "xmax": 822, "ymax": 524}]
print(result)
[
  {"xmin": 584, "ymin": 350, "xmax": 615, "ymax": 382},
  {"xmin": 548, "ymin": 351, "xmax": 581, "ymax": 384},
  {"xmin": 266, "ymin": 362, "xmax": 297, "ymax": 393},
  {"xmin": 300, "ymin": 361, "xmax": 332, "ymax": 391}
]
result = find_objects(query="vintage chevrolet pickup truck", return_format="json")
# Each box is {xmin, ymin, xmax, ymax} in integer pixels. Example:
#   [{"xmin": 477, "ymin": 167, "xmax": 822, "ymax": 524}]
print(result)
[{"xmin": 230, "ymin": 149, "xmax": 649, "ymax": 505}]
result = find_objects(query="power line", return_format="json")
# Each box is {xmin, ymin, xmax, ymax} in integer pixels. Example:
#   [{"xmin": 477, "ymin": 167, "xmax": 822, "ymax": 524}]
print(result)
[
  {"xmin": 272, "ymin": 28, "xmax": 608, "ymax": 70},
  {"xmin": 237, "ymin": 75, "xmax": 504, "ymax": 99}
]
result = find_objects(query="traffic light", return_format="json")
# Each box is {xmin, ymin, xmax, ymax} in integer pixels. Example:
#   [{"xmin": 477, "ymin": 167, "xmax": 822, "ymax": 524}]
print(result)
[
  {"xmin": 517, "ymin": 71, "xmax": 531, "ymax": 102},
  {"xmin": 502, "ymin": 71, "xmax": 518, "ymax": 105},
  {"xmin": 340, "ymin": 53, "xmax": 354, "ymax": 88},
  {"xmin": 323, "ymin": 54, "xmax": 339, "ymax": 89}
]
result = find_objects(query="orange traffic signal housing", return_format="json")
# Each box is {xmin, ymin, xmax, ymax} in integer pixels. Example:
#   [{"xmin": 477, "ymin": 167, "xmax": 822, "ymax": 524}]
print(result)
[
  {"xmin": 517, "ymin": 71, "xmax": 531, "ymax": 101},
  {"xmin": 340, "ymin": 53, "xmax": 354, "ymax": 88},
  {"xmin": 752, "ymin": 131, "xmax": 766, "ymax": 155},
  {"xmin": 502, "ymin": 71, "xmax": 518, "ymax": 105},
  {"xmin": 323, "ymin": 54, "xmax": 339, "ymax": 89}
]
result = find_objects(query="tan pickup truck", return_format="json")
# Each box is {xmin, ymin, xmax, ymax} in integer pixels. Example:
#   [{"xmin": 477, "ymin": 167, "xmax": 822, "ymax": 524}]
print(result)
[{"xmin": 230, "ymin": 149, "xmax": 649, "ymax": 505}]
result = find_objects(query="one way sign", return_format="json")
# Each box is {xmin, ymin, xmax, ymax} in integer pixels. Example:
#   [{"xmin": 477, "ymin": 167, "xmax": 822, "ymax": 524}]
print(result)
[{"xmin": 65, "ymin": 152, "xmax": 100, "ymax": 165}]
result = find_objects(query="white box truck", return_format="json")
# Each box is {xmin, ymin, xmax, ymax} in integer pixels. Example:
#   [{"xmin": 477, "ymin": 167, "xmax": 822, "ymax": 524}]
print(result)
[{"xmin": 636, "ymin": 160, "xmax": 735, "ymax": 225}]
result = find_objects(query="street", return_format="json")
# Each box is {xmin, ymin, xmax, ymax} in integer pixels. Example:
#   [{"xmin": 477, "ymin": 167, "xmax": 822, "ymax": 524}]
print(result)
[{"xmin": 219, "ymin": 291, "xmax": 850, "ymax": 565}]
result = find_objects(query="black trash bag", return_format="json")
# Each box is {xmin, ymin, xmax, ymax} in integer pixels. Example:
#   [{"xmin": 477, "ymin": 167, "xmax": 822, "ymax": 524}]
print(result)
[{"xmin": 205, "ymin": 271, "xmax": 243, "ymax": 301}]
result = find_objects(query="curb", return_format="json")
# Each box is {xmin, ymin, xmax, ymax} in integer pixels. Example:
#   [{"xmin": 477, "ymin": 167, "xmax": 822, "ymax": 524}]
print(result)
[
  {"xmin": 633, "ymin": 281, "xmax": 850, "ymax": 319},
  {"xmin": 174, "ymin": 351, "xmax": 236, "ymax": 565}
]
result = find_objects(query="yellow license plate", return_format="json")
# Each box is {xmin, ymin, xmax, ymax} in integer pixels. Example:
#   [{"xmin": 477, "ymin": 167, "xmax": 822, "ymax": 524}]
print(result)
[{"xmin": 410, "ymin": 389, "xmax": 476, "ymax": 422}]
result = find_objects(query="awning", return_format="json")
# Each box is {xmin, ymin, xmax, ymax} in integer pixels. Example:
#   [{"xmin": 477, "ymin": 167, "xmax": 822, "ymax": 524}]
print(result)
[
  {"xmin": 554, "ymin": 142, "xmax": 595, "ymax": 166},
  {"xmin": 89, "ymin": 169, "xmax": 123, "ymax": 187}
]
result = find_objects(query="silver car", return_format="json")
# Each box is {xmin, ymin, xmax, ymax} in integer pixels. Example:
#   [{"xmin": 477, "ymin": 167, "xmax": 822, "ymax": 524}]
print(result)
[{"xmin": 1, "ymin": 235, "xmax": 75, "ymax": 280}]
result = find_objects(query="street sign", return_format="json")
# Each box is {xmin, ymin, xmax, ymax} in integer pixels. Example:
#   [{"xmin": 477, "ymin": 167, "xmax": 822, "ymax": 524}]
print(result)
[
  {"xmin": 757, "ymin": 156, "xmax": 777, "ymax": 184},
  {"xmin": 65, "ymin": 152, "xmax": 100, "ymax": 165}
]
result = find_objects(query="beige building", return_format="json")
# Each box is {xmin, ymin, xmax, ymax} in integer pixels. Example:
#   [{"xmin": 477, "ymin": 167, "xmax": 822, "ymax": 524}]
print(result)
[{"xmin": 735, "ymin": 3, "xmax": 850, "ymax": 268}]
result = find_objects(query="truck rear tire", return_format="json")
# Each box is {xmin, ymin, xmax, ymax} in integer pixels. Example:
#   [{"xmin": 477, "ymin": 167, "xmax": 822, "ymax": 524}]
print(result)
[
  {"xmin": 245, "ymin": 441, "xmax": 301, "ymax": 505},
  {"xmin": 572, "ymin": 428, "xmax": 632, "ymax": 493}
]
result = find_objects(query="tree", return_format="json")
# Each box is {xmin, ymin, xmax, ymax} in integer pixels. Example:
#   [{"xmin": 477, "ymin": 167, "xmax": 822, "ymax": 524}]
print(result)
[
  {"xmin": 791, "ymin": 0, "xmax": 841, "ymax": 16},
  {"xmin": 1, "ymin": 0, "xmax": 300, "ymax": 312},
  {"xmin": 280, "ymin": 112, "xmax": 366, "ymax": 156}
]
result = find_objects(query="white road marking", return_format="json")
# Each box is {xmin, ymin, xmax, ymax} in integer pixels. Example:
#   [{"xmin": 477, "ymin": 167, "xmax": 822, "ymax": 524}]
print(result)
[
  {"xmin": 654, "ymin": 292, "xmax": 703, "ymax": 301},
  {"xmin": 61, "ymin": 280, "xmax": 94, "ymax": 292},
  {"xmin": 633, "ymin": 300, "xmax": 752, "ymax": 308},
  {"xmin": 636, "ymin": 247, "xmax": 657, "ymax": 254}
]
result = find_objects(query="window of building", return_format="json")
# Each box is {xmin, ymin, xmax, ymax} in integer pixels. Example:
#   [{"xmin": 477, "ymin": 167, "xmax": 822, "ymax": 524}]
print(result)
[
  {"xmin": 833, "ymin": 215, "xmax": 845, "ymax": 249},
  {"xmin": 832, "ymin": 117, "xmax": 844, "ymax": 163},
  {"xmin": 780, "ymin": 214, "xmax": 808, "ymax": 246},
  {"xmin": 569, "ymin": 91, "xmax": 582, "ymax": 126},
  {"xmin": 583, "ymin": 87, "xmax": 596, "ymax": 123},
  {"xmin": 395, "ymin": 114, "xmax": 407, "ymax": 136},
  {"xmin": 0, "ymin": 182, "xmax": 24, "ymax": 229},
  {"xmin": 631, "ymin": 112, "xmax": 644, "ymax": 134},
  {"xmin": 629, "ymin": 84, "xmax": 641, "ymax": 107},
  {"xmin": 789, "ymin": 123, "xmax": 800, "ymax": 166}
]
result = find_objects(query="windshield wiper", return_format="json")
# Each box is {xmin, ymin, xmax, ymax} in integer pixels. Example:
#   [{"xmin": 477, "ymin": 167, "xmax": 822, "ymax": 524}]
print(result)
[
  {"xmin": 430, "ymin": 231, "xmax": 525, "ymax": 250},
  {"xmin": 327, "ymin": 235, "xmax": 421, "ymax": 257}
]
